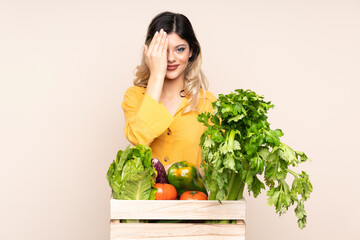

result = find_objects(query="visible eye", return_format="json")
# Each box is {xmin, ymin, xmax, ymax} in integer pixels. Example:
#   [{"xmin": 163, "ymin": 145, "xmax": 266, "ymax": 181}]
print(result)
[{"xmin": 176, "ymin": 47, "xmax": 185, "ymax": 52}]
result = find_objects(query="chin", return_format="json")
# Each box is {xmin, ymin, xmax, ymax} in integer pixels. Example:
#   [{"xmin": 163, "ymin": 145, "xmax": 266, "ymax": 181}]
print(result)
[
  {"xmin": 165, "ymin": 73, "xmax": 180, "ymax": 80},
  {"xmin": 165, "ymin": 70, "xmax": 185, "ymax": 80},
  {"xmin": 165, "ymin": 75, "xmax": 178, "ymax": 80}
]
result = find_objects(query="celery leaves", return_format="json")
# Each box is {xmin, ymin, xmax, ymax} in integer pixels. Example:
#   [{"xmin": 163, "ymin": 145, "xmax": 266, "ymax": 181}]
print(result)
[{"xmin": 198, "ymin": 89, "xmax": 313, "ymax": 229}]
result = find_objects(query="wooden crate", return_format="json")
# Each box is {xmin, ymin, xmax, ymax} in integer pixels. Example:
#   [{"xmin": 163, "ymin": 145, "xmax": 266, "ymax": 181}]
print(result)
[{"xmin": 110, "ymin": 199, "xmax": 246, "ymax": 240}]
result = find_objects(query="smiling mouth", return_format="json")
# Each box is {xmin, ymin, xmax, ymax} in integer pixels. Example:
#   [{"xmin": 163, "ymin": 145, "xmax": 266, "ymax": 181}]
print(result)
[{"xmin": 167, "ymin": 65, "xmax": 179, "ymax": 70}]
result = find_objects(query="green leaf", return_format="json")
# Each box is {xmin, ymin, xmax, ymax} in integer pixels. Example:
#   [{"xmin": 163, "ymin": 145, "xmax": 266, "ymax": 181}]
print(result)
[
  {"xmin": 216, "ymin": 188, "xmax": 226, "ymax": 201},
  {"xmin": 121, "ymin": 157, "xmax": 144, "ymax": 182},
  {"xmin": 223, "ymin": 153, "xmax": 236, "ymax": 171},
  {"xmin": 258, "ymin": 148, "xmax": 270, "ymax": 160},
  {"xmin": 267, "ymin": 188, "xmax": 280, "ymax": 206},
  {"xmin": 228, "ymin": 114, "xmax": 245, "ymax": 123},
  {"xmin": 203, "ymin": 137, "xmax": 215, "ymax": 149},
  {"xmin": 150, "ymin": 187, "xmax": 158, "ymax": 200},
  {"xmin": 278, "ymin": 143, "xmax": 298, "ymax": 165},
  {"xmin": 119, "ymin": 169, "xmax": 153, "ymax": 200},
  {"xmin": 291, "ymin": 171, "xmax": 313, "ymax": 200},
  {"xmin": 295, "ymin": 200, "xmax": 307, "ymax": 229},
  {"xmin": 249, "ymin": 175, "xmax": 265, "ymax": 197}
]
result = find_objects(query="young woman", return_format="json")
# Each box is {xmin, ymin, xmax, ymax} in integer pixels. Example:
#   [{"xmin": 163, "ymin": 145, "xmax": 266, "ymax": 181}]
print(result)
[{"xmin": 122, "ymin": 11, "xmax": 216, "ymax": 168}]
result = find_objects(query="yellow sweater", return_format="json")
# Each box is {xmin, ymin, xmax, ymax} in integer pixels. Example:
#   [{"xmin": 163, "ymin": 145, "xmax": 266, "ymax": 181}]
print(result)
[{"xmin": 121, "ymin": 86, "xmax": 216, "ymax": 167}]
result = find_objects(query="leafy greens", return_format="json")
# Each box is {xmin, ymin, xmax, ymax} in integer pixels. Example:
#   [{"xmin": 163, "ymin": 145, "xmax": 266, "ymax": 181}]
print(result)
[
  {"xmin": 198, "ymin": 89, "xmax": 313, "ymax": 229},
  {"xmin": 106, "ymin": 144, "xmax": 157, "ymax": 200}
]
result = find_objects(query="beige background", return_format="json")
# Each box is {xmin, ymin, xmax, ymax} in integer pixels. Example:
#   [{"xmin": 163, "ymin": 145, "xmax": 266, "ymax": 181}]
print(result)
[{"xmin": 1, "ymin": 0, "xmax": 359, "ymax": 239}]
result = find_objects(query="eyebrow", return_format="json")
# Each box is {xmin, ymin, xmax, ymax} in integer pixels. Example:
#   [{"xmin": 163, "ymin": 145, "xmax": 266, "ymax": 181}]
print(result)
[{"xmin": 175, "ymin": 44, "xmax": 186, "ymax": 48}]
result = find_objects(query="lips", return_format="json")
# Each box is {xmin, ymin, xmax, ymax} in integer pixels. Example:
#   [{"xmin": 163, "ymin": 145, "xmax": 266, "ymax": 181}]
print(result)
[{"xmin": 167, "ymin": 65, "xmax": 179, "ymax": 70}]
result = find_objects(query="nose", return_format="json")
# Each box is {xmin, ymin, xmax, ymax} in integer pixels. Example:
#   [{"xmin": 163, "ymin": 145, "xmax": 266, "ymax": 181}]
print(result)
[{"xmin": 167, "ymin": 50, "xmax": 176, "ymax": 63}]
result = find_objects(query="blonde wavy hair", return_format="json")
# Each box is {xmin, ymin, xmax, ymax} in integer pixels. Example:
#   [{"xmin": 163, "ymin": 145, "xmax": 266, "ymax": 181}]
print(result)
[{"xmin": 133, "ymin": 11, "xmax": 209, "ymax": 114}]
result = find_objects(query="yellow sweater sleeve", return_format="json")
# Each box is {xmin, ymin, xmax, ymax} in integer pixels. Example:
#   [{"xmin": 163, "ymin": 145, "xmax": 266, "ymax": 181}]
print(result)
[{"xmin": 121, "ymin": 86, "xmax": 174, "ymax": 146}]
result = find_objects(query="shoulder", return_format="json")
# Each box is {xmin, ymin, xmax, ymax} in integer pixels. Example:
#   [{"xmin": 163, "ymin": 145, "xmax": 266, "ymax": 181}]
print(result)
[
  {"xmin": 123, "ymin": 86, "xmax": 146, "ymax": 100},
  {"xmin": 205, "ymin": 90, "xmax": 217, "ymax": 102},
  {"xmin": 124, "ymin": 85, "xmax": 146, "ymax": 96},
  {"xmin": 198, "ymin": 89, "xmax": 217, "ymax": 112},
  {"xmin": 199, "ymin": 89, "xmax": 217, "ymax": 102}
]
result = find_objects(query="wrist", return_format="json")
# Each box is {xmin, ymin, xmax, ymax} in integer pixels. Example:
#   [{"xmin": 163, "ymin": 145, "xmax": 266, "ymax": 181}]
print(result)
[
  {"xmin": 149, "ymin": 73, "xmax": 165, "ymax": 82},
  {"xmin": 146, "ymin": 75, "xmax": 165, "ymax": 102}
]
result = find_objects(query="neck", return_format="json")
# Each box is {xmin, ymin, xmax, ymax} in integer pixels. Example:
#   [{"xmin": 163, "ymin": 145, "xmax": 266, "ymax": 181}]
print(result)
[{"xmin": 162, "ymin": 76, "xmax": 184, "ymax": 99}]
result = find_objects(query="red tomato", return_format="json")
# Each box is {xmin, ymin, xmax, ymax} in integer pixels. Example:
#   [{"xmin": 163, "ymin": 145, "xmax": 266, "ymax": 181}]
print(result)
[
  {"xmin": 154, "ymin": 183, "xmax": 177, "ymax": 200},
  {"xmin": 180, "ymin": 191, "xmax": 208, "ymax": 200}
]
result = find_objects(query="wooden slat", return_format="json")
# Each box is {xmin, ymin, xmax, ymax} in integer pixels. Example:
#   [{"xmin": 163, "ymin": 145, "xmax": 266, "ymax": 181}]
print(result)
[
  {"xmin": 110, "ymin": 222, "xmax": 245, "ymax": 240},
  {"xmin": 110, "ymin": 200, "xmax": 246, "ymax": 220}
]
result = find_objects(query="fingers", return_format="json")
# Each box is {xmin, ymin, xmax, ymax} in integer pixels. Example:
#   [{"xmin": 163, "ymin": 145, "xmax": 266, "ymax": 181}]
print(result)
[
  {"xmin": 159, "ymin": 31, "xmax": 168, "ymax": 54},
  {"xmin": 144, "ymin": 44, "xmax": 148, "ymax": 55},
  {"xmin": 153, "ymin": 29, "xmax": 166, "ymax": 53},
  {"xmin": 147, "ymin": 31, "xmax": 159, "ymax": 54},
  {"xmin": 162, "ymin": 37, "xmax": 168, "ymax": 55},
  {"xmin": 147, "ymin": 29, "xmax": 167, "ymax": 56}
]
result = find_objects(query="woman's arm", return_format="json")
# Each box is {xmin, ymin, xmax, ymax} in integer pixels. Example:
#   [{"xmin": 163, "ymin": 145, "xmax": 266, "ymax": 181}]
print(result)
[
  {"xmin": 122, "ymin": 29, "xmax": 170, "ymax": 146},
  {"xmin": 143, "ymin": 29, "xmax": 168, "ymax": 102},
  {"xmin": 122, "ymin": 87, "xmax": 173, "ymax": 146}
]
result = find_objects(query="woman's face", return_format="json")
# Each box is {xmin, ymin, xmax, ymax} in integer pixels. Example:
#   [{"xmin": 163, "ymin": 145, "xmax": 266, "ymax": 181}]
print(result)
[{"xmin": 165, "ymin": 33, "xmax": 192, "ymax": 81}]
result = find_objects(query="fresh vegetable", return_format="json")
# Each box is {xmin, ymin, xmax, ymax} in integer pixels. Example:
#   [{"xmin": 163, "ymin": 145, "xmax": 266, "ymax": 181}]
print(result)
[
  {"xmin": 168, "ymin": 161, "xmax": 207, "ymax": 196},
  {"xmin": 154, "ymin": 183, "xmax": 177, "ymax": 200},
  {"xmin": 198, "ymin": 89, "xmax": 313, "ymax": 229},
  {"xmin": 180, "ymin": 191, "xmax": 208, "ymax": 200},
  {"xmin": 152, "ymin": 158, "xmax": 168, "ymax": 184},
  {"xmin": 106, "ymin": 144, "xmax": 157, "ymax": 201}
]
